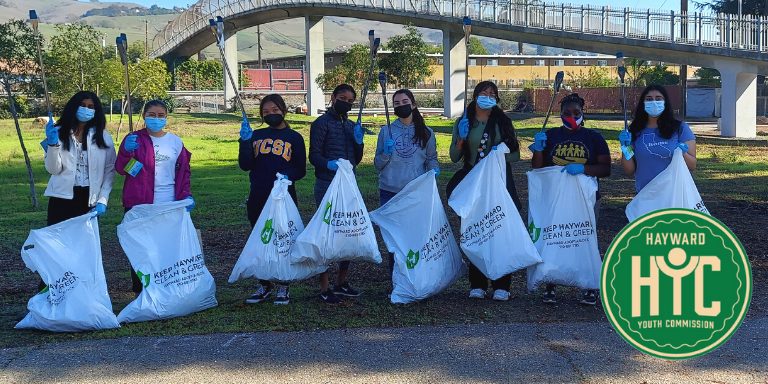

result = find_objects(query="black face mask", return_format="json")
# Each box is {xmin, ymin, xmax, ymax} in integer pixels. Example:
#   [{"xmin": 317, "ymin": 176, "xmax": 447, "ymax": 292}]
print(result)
[
  {"xmin": 394, "ymin": 104, "xmax": 413, "ymax": 119},
  {"xmin": 333, "ymin": 99, "xmax": 353, "ymax": 115},
  {"xmin": 263, "ymin": 113, "xmax": 284, "ymax": 128}
]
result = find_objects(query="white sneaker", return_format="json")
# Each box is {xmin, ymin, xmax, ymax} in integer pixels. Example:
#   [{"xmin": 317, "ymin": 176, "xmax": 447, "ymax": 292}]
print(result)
[
  {"xmin": 493, "ymin": 289, "xmax": 510, "ymax": 301},
  {"xmin": 469, "ymin": 288, "xmax": 486, "ymax": 299}
]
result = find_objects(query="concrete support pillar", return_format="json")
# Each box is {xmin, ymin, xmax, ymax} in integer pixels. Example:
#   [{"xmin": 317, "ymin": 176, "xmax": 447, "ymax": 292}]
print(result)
[
  {"xmin": 223, "ymin": 30, "xmax": 238, "ymax": 110},
  {"xmin": 443, "ymin": 28, "xmax": 467, "ymax": 119},
  {"xmin": 717, "ymin": 61, "xmax": 757, "ymax": 138},
  {"xmin": 306, "ymin": 16, "xmax": 325, "ymax": 117}
]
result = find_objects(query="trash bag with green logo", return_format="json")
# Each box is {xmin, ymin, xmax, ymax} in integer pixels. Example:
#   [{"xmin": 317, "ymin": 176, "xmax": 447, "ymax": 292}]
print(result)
[
  {"xmin": 116, "ymin": 200, "xmax": 217, "ymax": 323},
  {"xmin": 292, "ymin": 159, "xmax": 382, "ymax": 265},
  {"xmin": 447, "ymin": 143, "xmax": 542, "ymax": 280},
  {"xmin": 526, "ymin": 166, "xmax": 601, "ymax": 290},
  {"xmin": 626, "ymin": 147, "xmax": 710, "ymax": 222},
  {"xmin": 16, "ymin": 213, "xmax": 120, "ymax": 332},
  {"xmin": 370, "ymin": 170, "xmax": 466, "ymax": 304},
  {"xmin": 229, "ymin": 175, "xmax": 327, "ymax": 283}
]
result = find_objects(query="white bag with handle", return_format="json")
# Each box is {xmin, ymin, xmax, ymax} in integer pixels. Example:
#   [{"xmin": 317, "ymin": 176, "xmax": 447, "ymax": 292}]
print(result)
[
  {"xmin": 116, "ymin": 200, "xmax": 217, "ymax": 323},
  {"xmin": 292, "ymin": 159, "xmax": 382, "ymax": 265},
  {"xmin": 16, "ymin": 213, "xmax": 120, "ymax": 332},
  {"xmin": 370, "ymin": 170, "xmax": 467, "ymax": 304},
  {"xmin": 447, "ymin": 143, "xmax": 542, "ymax": 280},
  {"xmin": 526, "ymin": 167, "xmax": 601, "ymax": 291},
  {"xmin": 626, "ymin": 147, "xmax": 710, "ymax": 222},
  {"xmin": 230, "ymin": 175, "xmax": 327, "ymax": 283}
]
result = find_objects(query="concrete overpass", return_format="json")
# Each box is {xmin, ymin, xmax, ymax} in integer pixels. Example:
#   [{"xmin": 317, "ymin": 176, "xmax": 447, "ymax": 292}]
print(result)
[{"xmin": 152, "ymin": 0, "xmax": 768, "ymax": 138}]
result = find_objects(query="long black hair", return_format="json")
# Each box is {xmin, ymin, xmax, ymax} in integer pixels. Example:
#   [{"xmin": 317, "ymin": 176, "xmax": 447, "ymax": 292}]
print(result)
[
  {"xmin": 628, "ymin": 85, "xmax": 681, "ymax": 140},
  {"xmin": 393, "ymin": 89, "xmax": 430, "ymax": 149},
  {"xmin": 259, "ymin": 93, "xmax": 290, "ymax": 128},
  {"xmin": 55, "ymin": 91, "xmax": 107, "ymax": 151},
  {"xmin": 461, "ymin": 81, "xmax": 519, "ymax": 163},
  {"xmin": 559, "ymin": 92, "xmax": 585, "ymax": 128}
]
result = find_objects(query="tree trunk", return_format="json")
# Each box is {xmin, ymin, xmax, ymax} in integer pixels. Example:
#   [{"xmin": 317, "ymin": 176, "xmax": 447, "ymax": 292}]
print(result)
[{"xmin": 4, "ymin": 75, "xmax": 38, "ymax": 209}]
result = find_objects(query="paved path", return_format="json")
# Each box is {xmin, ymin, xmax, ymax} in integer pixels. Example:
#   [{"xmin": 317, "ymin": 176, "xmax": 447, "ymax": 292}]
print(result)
[{"xmin": 2, "ymin": 318, "xmax": 767, "ymax": 384}]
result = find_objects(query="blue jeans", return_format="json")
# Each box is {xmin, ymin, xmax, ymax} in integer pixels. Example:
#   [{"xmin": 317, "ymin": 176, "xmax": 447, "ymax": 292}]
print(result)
[{"xmin": 379, "ymin": 189, "xmax": 398, "ymax": 282}]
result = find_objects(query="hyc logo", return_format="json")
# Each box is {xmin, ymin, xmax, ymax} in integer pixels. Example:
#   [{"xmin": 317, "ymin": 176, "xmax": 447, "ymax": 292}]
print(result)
[
  {"xmin": 136, "ymin": 270, "xmax": 151, "ymax": 288},
  {"xmin": 322, "ymin": 202, "xmax": 333, "ymax": 224},
  {"xmin": 602, "ymin": 209, "xmax": 751, "ymax": 359},
  {"xmin": 261, "ymin": 219, "xmax": 274, "ymax": 244},
  {"xmin": 528, "ymin": 221, "xmax": 541, "ymax": 243},
  {"xmin": 406, "ymin": 250, "xmax": 420, "ymax": 269}
]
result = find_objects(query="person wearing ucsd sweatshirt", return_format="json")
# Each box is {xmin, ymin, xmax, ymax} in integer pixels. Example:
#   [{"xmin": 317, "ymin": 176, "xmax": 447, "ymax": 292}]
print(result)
[{"xmin": 373, "ymin": 88, "xmax": 439, "ymax": 292}]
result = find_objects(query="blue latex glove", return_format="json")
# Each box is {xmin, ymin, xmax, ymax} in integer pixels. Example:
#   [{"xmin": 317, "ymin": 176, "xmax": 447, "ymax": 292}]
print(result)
[
  {"xmin": 280, "ymin": 174, "xmax": 289, "ymax": 180},
  {"xmin": 383, "ymin": 138, "xmax": 395, "ymax": 156},
  {"xmin": 185, "ymin": 196, "xmax": 195, "ymax": 212},
  {"xmin": 677, "ymin": 142, "xmax": 689, "ymax": 153},
  {"xmin": 90, "ymin": 203, "xmax": 107, "ymax": 217},
  {"xmin": 124, "ymin": 134, "xmax": 139, "ymax": 151},
  {"xmin": 45, "ymin": 113, "xmax": 59, "ymax": 146},
  {"xmin": 491, "ymin": 145, "xmax": 498, "ymax": 151},
  {"xmin": 561, "ymin": 163, "xmax": 585, "ymax": 175},
  {"xmin": 240, "ymin": 118, "xmax": 252, "ymax": 141},
  {"xmin": 327, "ymin": 160, "xmax": 339, "ymax": 171},
  {"xmin": 354, "ymin": 123, "xmax": 364, "ymax": 145},
  {"xmin": 458, "ymin": 111, "xmax": 469, "ymax": 139},
  {"xmin": 618, "ymin": 130, "xmax": 632, "ymax": 147},
  {"xmin": 533, "ymin": 132, "xmax": 547, "ymax": 152},
  {"xmin": 433, "ymin": 168, "xmax": 440, "ymax": 177}
]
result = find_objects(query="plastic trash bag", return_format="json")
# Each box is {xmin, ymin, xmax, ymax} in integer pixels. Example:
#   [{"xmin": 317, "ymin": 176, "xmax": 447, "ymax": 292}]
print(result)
[
  {"xmin": 526, "ymin": 166, "xmax": 602, "ymax": 291},
  {"xmin": 116, "ymin": 200, "xmax": 217, "ymax": 323},
  {"xmin": 447, "ymin": 143, "xmax": 542, "ymax": 280},
  {"xmin": 370, "ymin": 170, "xmax": 466, "ymax": 304},
  {"xmin": 230, "ymin": 175, "xmax": 327, "ymax": 283},
  {"xmin": 292, "ymin": 159, "xmax": 381, "ymax": 265},
  {"xmin": 626, "ymin": 147, "xmax": 710, "ymax": 222},
  {"xmin": 16, "ymin": 213, "xmax": 120, "ymax": 332}
]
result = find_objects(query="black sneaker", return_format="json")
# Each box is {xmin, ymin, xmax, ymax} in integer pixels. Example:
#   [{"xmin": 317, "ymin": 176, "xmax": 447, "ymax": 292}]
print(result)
[
  {"xmin": 580, "ymin": 290, "xmax": 598, "ymax": 306},
  {"xmin": 245, "ymin": 283, "xmax": 272, "ymax": 304},
  {"xmin": 332, "ymin": 281, "xmax": 361, "ymax": 297},
  {"xmin": 542, "ymin": 290, "xmax": 556, "ymax": 304},
  {"xmin": 274, "ymin": 284, "xmax": 290, "ymax": 305},
  {"xmin": 320, "ymin": 288, "xmax": 342, "ymax": 304}
]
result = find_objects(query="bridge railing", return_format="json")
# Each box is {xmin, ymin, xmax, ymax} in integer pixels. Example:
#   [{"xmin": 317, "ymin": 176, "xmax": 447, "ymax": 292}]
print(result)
[{"xmin": 152, "ymin": 0, "xmax": 768, "ymax": 58}]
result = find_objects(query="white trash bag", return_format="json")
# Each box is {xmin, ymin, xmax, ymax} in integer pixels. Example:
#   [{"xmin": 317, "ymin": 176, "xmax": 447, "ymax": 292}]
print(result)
[
  {"xmin": 626, "ymin": 147, "xmax": 710, "ymax": 222},
  {"xmin": 230, "ymin": 175, "xmax": 327, "ymax": 283},
  {"xmin": 116, "ymin": 200, "xmax": 217, "ymax": 323},
  {"xmin": 292, "ymin": 159, "xmax": 381, "ymax": 265},
  {"xmin": 370, "ymin": 170, "xmax": 467, "ymax": 304},
  {"xmin": 447, "ymin": 143, "xmax": 542, "ymax": 280},
  {"xmin": 16, "ymin": 213, "xmax": 120, "ymax": 332},
  {"xmin": 526, "ymin": 167, "xmax": 602, "ymax": 291}
]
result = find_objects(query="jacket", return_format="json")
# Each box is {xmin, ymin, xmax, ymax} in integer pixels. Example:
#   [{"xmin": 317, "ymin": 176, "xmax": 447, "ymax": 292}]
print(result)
[
  {"xmin": 309, "ymin": 108, "xmax": 364, "ymax": 182},
  {"xmin": 44, "ymin": 128, "xmax": 116, "ymax": 207},
  {"xmin": 373, "ymin": 119, "xmax": 438, "ymax": 193},
  {"xmin": 115, "ymin": 129, "xmax": 192, "ymax": 209}
]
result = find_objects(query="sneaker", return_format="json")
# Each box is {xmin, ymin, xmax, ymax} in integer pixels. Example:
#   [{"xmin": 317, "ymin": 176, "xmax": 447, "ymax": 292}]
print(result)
[
  {"xmin": 320, "ymin": 288, "xmax": 342, "ymax": 304},
  {"xmin": 245, "ymin": 283, "xmax": 272, "ymax": 304},
  {"xmin": 469, "ymin": 288, "xmax": 486, "ymax": 299},
  {"xmin": 274, "ymin": 285, "xmax": 290, "ymax": 305},
  {"xmin": 492, "ymin": 289, "xmax": 510, "ymax": 301},
  {"xmin": 542, "ymin": 290, "xmax": 556, "ymax": 304},
  {"xmin": 332, "ymin": 281, "xmax": 361, "ymax": 297},
  {"xmin": 580, "ymin": 290, "xmax": 598, "ymax": 306}
]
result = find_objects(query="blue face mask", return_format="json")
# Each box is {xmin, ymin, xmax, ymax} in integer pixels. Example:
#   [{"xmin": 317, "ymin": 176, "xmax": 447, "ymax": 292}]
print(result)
[
  {"xmin": 476, "ymin": 96, "xmax": 497, "ymax": 110},
  {"xmin": 145, "ymin": 117, "xmax": 166, "ymax": 132},
  {"xmin": 76, "ymin": 106, "xmax": 95, "ymax": 122},
  {"xmin": 644, "ymin": 100, "xmax": 665, "ymax": 117}
]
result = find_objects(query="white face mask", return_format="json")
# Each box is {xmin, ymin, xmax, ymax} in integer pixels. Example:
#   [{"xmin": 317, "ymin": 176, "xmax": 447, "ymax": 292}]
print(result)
[{"xmin": 644, "ymin": 100, "xmax": 665, "ymax": 117}]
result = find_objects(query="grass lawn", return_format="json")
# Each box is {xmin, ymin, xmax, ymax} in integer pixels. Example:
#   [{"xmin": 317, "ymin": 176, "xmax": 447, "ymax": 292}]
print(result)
[{"xmin": 0, "ymin": 111, "xmax": 766, "ymax": 348}]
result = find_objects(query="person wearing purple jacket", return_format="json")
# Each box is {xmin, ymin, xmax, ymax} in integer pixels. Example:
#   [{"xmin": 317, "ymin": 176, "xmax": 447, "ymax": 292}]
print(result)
[{"xmin": 115, "ymin": 99, "xmax": 194, "ymax": 295}]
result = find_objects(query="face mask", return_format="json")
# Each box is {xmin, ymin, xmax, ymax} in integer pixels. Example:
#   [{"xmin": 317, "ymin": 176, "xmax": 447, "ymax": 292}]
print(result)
[
  {"xmin": 264, "ymin": 113, "xmax": 285, "ymax": 128},
  {"xmin": 333, "ymin": 99, "xmax": 353, "ymax": 115},
  {"xmin": 145, "ymin": 117, "xmax": 166, "ymax": 132},
  {"xmin": 76, "ymin": 106, "xmax": 95, "ymax": 122},
  {"xmin": 644, "ymin": 100, "xmax": 665, "ymax": 117},
  {"xmin": 394, "ymin": 104, "xmax": 413, "ymax": 119},
  {"xmin": 561, "ymin": 115, "xmax": 583, "ymax": 130},
  {"xmin": 476, "ymin": 96, "xmax": 497, "ymax": 110}
]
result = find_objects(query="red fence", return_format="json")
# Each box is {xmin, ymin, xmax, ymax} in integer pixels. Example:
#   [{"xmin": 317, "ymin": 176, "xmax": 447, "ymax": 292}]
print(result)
[
  {"xmin": 243, "ymin": 69, "xmax": 305, "ymax": 91},
  {"xmin": 532, "ymin": 86, "xmax": 682, "ymax": 114}
]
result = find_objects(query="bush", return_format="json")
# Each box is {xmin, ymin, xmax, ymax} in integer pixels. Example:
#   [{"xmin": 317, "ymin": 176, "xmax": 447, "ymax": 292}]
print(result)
[
  {"xmin": 0, "ymin": 95, "xmax": 30, "ymax": 118},
  {"xmin": 498, "ymin": 90, "xmax": 522, "ymax": 110},
  {"xmin": 414, "ymin": 92, "xmax": 443, "ymax": 108}
]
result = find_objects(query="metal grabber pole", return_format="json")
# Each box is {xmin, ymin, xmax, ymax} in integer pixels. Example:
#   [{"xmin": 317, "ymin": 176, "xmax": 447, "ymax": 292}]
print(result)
[{"xmin": 210, "ymin": 17, "xmax": 247, "ymax": 120}]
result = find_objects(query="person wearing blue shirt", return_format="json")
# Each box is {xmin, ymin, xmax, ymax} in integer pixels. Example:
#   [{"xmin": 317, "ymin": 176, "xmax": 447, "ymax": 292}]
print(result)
[{"xmin": 620, "ymin": 85, "xmax": 698, "ymax": 193}]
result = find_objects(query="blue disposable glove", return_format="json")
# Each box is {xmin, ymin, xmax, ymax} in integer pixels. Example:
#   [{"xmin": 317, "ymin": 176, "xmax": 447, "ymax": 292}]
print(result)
[
  {"xmin": 458, "ymin": 111, "xmax": 469, "ymax": 138},
  {"xmin": 533, "ymin": 132, "xmax": 547, "ymax": 152},
  {"xmin": 280, "ymin": 174, "xmax": 289, "ymax": 180},
  {"xmin": 618, "ymin": 130, "xmax": 632, "ymax": 147},
  {"xmin": 124, "ymin": 134, "xmax": 139, "ymax": 151},
  {"xmin": 561, "ymin": 163, "xmax": 585, "ymax": 175},
  {"xmin": 185, "ymin": 196, "xmax": 195, "ymax": 212},
  {"xmin": 327, "ymin": 160, "xmax": 339, "ymax": 171},
  {"xmin": 433, "ymin": 168, "xmax": 440, "ymax": 177},
  {"xmin": 491, "ymin": 145, "xmax": 498, "ymax": 150},
  {"xmin": 240, "ymin": 118, "xmax": 252, "ymax": 141},
  {"xmin": 354, "ymin": 123, "xmax": 364, "ymax": 145},
  {"xmin": 90, "ymin": 203, "xmax": 107, "ymax": 217},
  {"xmin": 45, "ymin": 113, "xmax": 59, "ymax": 146},
  {"xmin": 677, "ymin": 142, "xmax": 689, "ymax": 153},
  {"xmin": 383, "ymin": 138, "xmax": 395, "ymax": 156}
]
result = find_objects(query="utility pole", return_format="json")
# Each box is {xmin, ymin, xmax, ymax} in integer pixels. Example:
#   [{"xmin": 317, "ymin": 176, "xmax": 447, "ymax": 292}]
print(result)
[
  {"xmin": 145, "ymin": 19, "xmax": 149, "ymax": 59},
  {"xmin": 680, "ymin": 0, "xmax": 687, "ymax": 117},
  {"xmin": 257, "ymin": 25, "xmax": 263, "ymax": 69}
]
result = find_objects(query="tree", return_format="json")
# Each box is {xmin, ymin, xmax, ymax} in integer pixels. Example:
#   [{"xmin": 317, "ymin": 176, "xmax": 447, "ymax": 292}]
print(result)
[
  {"xmin": 378, "ymin": 24, "xmax": 433, "ymax": 89},
  {"xmin": 176, "ymin": 59, "xmax": 224, "ymax": 91},
  {"xmin": 625, "ymin": 58, "xmax": 650, "ymax": 87},
  {"xmin": 695, "ymin": 68, "xmax": 721, "ymax": 87},
  {"xmin": 315, "ymin": 44, "xmax": 377, "ymax": 92},
  {"xmin": 0, "ymin": 19, "xmax": 39, "ymax": 208},
  {"xmin": 694, "ymin": 0, "xmax": 767, "ymax": 15},
  {"xmin": 127, "ymin": 41, "xmax": 145, "ymax": 63},
  {"xmin": 115, "ymin": 58, "xmax": 172, "ymax": 140},
  {"xmin": 566, "ymin": 66, "xmax": 616, "ymax": 88},
  {"xmin": 468, "ymin": 37, "xmax": 490, "ymax": 55},
  {"xmin": 95, "ymin": 58, "xmax": 125, "ymax": 120},
  {"xmin": 640, "ymin": 64, "xmax": 680, "ymax": 86},
  {"xmin": 45, "ymin": 24, "xmax": 103, "ymax": 98}
]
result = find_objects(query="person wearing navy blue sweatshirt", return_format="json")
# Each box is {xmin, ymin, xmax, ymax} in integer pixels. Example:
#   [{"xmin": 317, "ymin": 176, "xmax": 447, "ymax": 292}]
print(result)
[
  {"xmin": 308, "ymin": 84, "xmax": 365, "ymax": 304},
  {"xmin": 238, "ymin": 94, "xmax": 307, "ymax": 305}
]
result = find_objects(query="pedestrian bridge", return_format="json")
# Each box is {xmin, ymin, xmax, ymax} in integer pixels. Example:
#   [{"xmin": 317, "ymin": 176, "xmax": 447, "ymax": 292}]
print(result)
[{"xmin": 152, "ymin": 0, "xmax": 768, "ymax": 137}]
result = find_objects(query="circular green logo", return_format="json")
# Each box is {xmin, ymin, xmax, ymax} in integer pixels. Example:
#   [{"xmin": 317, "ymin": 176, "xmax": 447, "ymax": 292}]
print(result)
[{"xmin": 602, "ymin": 208, "xmax": 752, "ymax": 359}]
